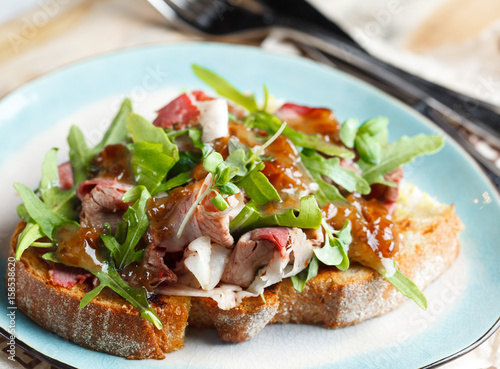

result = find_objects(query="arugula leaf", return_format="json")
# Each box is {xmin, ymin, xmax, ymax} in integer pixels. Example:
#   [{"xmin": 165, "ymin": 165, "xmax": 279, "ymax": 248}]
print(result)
[
  {"xmin": 291, "ymin": 256, "xmax": 319, "ymax": 292},
  {"xmin": 312, "ymin": 178, "xmax": 345, "ymax": 207},
  {"xmin": 378, "ymin": 260, "xmax": 427, "ymax": 310},
  {"xmin": 225, "ymin": 123, "xmax": 287, "ymax": 199},
  {"xmin": 94, "ymin": 98, "xmax": 132, "ymax": 153},
  {"xmin": 203, "ymin": 152, "xmax": 223, "ymax": 173},
  {"xmin": 42, "ymin": 252, "xmax": 58, "ymax": 262},
  {"xmin": 263, "ymin": 84, "xmax": 269, "ymax": 111},
  {"xmin": 300, "ymin": 152, "xmax": 370, "ymax": 195},
  {"xmin": 129, "ymin": 142, "xmax": 176, "ymax": 194},
  {"xmin": 210, "ymin": 192, "xmax": 229, "ymax": 211},
  {"xmin": 354, "ymin": 117, "xmax": 389, "ymax": 164},
  {"xmin": 230, "ymin": 195, "xmax": 322, "ymax": 235},
  {"xmin": 355, "ymin": 134, "xmax": 382, "ymax": 165},
  {"xmin": 102, "ymin": 186, "xmax": 151, "ymax": 270},
  {"xmin": 67, "ymin": 125, "xmax": 93, "ymax": 185},
  {"xmin": 13, "ymin": 183, "xmax": 77, "ymax": 240},
  {"xmin": 38, "ymin": 148, "xmax": 79, "ymax": 220},
  {"xmin": 167, "ymin": 128, "xmax": 213, "ymax": 158},
  {"xmin": 39, "ymin": 148, "xmax": 61, "ymax": 207},
  {"xmin": 15, "ymin": 222, "xmax": 44, "ymax": 261},
  {"xmin": 50, "ymin": 189, "xmax": 79, "ymax": 221},
  {"xmin": 205, "ymin": 153, "xmax": 240, "ymax": 211},
  {"xmin": 339, "ymin": 118, "xmax": 359, "ymax": 149},
  {"xmin": 169, "ymin": 151, "xmax": 202, "ymax": 176},
  {"xmin": 192, "ymin": 64, "xmax": 258, "ymax": 112},
  {"xmin": 127, "ymin": 113, "xmax": 179, "ymax": 161},
  {"xmin": 80, "ymin": 261, "xmax": 163, "ymax": 329},
  {"xmin": 204, "ymin": 153, "xmax": 240, "ymax": 197},
  {"xmin": 225, "ymin": 146, "xmax": 249, "ymax": 177},
  {"xmin": 357, "ymin": 116, "xmax": 389, "ymax": 140},
  {"xmin": 67, "ymin": 99, "xmax": 133, "ymax": 185},
  {"xmin": 238, "ymin": 163, "xmax": 281, "ymax": 205},
  {"xmin": 15, "ymin": 150, "xmax": 80, "ymax": 259},
  {"xmin": 246, "ymin": 111, "xmax": 354, "ymax": 159},
  {"xmin": 152, "ymin": 172, "xmax": 192, "ymax": 196},
  {"xmin": 360, "ymin": 135, "xmax": 444, "ymax": 185},
  {"xmin": 314, "ymin": 220, "xmax": 350, "ymax": 271}
]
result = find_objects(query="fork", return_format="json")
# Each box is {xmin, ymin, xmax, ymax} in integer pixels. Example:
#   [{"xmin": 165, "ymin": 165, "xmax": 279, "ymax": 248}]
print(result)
[{"xmin": 148, "ymin": 0, "xmax": 500, "ymax": 184}]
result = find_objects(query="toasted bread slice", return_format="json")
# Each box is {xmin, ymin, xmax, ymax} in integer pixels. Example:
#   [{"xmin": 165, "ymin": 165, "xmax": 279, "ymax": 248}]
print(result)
[
  {"xmin": 189, "ymin": 184, "xmax": 463, "ymax": 335},
  {"xmin": 11, "ymin": 221, "xmax": 191, "ymax": 360},
  {"xmin": 10, "ymin": 184, "xmax": 463, "ymax": 358}
]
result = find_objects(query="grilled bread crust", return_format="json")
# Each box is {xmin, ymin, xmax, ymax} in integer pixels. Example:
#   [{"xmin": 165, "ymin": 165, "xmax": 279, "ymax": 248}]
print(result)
[{"xmin": 9, "ymin": 192, "xmax": 463, "ymax": 359}]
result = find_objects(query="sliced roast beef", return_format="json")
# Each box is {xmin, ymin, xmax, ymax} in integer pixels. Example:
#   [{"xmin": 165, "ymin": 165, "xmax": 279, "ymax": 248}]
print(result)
[
  {"xmin": 120, "ymin": 247, "xmax": 177, "ymax": 292},
  {"xmin": 48, "ymin": 263, "xmax": 92, "ymax": 288},
  {"xmin": 153, "ymin": 90, "xmax": 213, "ymax": 129},
  {"xmin": 222, "ymin": 227, "xmax": 314, "ymax": 293},
  {"xmin": 57, "ymin": 161, "xmax": 74, "ymax": 190},
  {"xmin": 221, "ymin": 227, "xmax": 289, "ymax": 288},
  {"xmin": 146, "ymin": 174, "xmax": 238, "ymax": 253},
  {"xmin": 275, "ymin": 103, "xmax": 341, "ymax": 143},
  {"xmin": 78, "ymin": 180, "xmax": 133, "ymax": 232}
]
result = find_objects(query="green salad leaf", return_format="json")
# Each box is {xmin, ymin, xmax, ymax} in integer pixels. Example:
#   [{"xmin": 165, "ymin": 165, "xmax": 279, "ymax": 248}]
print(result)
[
  {"xmin": 166, "ymin": 128, "xmax": 213, "ymax": 158},
  {"xmin": 291, "ymin": 256, "xmax": 319, "ymax": 292},
  {"xmin": 238, "ymin": 163, "xmax": 281, "ymax": 205},
  {"xmin": 129, "ymin": 142, "xmax": 176, "ymax": 194},
  {"xmin": 101, "ymin": 186, "xmax": 151, "ymax": 270},
  {"xmin": 311, "ymin": 178, "xmax": 345, "ymax": 207},
  {"xmin": 230, "ymin": 195, "xmax": 322, "ymax": 235},
  {"xmin": 314, "ymin": 220, "xmax": 351, "ymax": 271},
  {"xmin": 15, "ymin": 222, "xmax": 45, "ymax": 261},
  {"xmin": 152, "ymin": 171, "xmax": 192, "ymax": 196},
  {"xmin": 14, "ymin": 149, "xmax": 79, "ymax": 259},
  {"xmin": 68, "ymin": 99, "xmax": 132, "ymax": 185},
  {"xmin": 80, "ymin": 261, "xmax": 163, "ymax": 329},
  {"xmin": 67, "ymin": 125, "xmax": 93, "ymax": 185},
  {"xmin": 13, "ymin": 183, "xmax": 77, "ymax": 240},
  {"xmin": 339, "ymin": 118, "xmax": 359, "ymax": 149},
  {"xmin": 38, "ymin": 148, "xmax": 78, "ymax": 219},
  {"xmin": 127, "ymin": 113, "xmax": 179, "ymax": 161},
  {"xmin": 301, "ymin": 151, "xmax": 370, "ymax": 195},
  {"xmin": 360, "ymin": 134, "xmax": 445, "ymax": 186},
  {"xmin": 378, "ymin": 260, "xmax": 428, "ymax": 310},
  {"xmin": 41, "ymin": 252, "xmax": 58, "ymax": 262},
  {"xmin": 246, "ymin": 111, "xmax": 354, "ymax": 159},
  {"xmin": 192, "ymin": 64, "xmax": 258, "ymax": 112},
  {"xmin": 353, "ymin": 117, "xmax": 389, "ymax": 164},
  {"xmin": 95, "ymin": 98, "xmax": 132, "ymax": 153}
]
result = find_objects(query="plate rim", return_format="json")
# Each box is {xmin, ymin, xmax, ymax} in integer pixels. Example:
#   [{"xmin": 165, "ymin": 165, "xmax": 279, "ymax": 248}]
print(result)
[{"xmin": 1, "ymin": 41, "xmax": 499, "ymax": 368}]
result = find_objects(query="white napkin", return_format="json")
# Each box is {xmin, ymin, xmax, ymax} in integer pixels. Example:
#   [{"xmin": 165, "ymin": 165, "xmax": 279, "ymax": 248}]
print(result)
[{"xmin": 308, "ymin": 0, "xmax": 500, "ymax": 107}]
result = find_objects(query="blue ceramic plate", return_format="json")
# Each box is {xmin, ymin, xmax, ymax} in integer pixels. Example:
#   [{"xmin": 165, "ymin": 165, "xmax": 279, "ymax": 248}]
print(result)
[{"xmin": 0, "ymin": 43, "xmax": 498, "ymax": 369}]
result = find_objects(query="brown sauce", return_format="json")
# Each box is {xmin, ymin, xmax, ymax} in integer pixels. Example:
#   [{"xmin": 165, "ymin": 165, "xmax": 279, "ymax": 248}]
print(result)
[
  {"xmin": 146, "ymin": 184, "xmax": 194, "ymax": 243},
  {"xmin": 323, "ymin": 193, "xmax": 399, "ymax": 271},
  {"xmin": 92, "ymin": 144, "xmax": 134, "ymax": 183},
  {"xmin": 55, "ymin": 225, "xmax": 104, "ymax": 272},
  {"xmin": 228, "ymin": 122, "xmax": 314, "ymax": 211},
  {"xmin": 277, "ymin": 106, "xmax": 342, "ymax": 145}
]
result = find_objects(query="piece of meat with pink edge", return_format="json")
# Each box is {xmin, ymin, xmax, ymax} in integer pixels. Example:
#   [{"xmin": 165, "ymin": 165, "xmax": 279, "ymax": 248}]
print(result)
[
  {"xmin": 146, "ymin": 174, "xmax": 240, "ymax": 253},
  {"xmin": 77, "ymin": 179, "xmax": 133, "ymax": 232},
  {"xmin": 49, "ymin": 263, "xmax": 92, "ymax": 288},
  {"xmin": 221, "ymin": 227, "xmax": 290, "ymax": 288},
  {"xmin": 153, "ymin": 90, "xmax": 213, "ymax": 129},
  {"xmin": 57, "ymin": 161, "xmax": 74, "ymax": 190}
]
